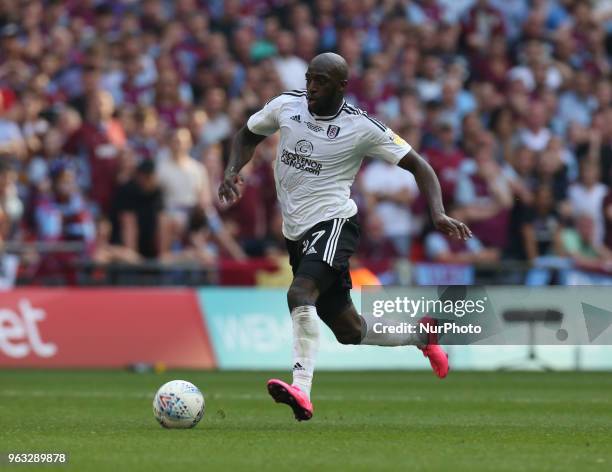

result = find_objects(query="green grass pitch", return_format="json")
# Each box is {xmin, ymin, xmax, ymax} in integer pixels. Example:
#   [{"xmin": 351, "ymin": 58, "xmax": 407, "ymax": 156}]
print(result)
[{"xmin": 1, "ymin": 370, "xmax": 611, "ymax": 471}]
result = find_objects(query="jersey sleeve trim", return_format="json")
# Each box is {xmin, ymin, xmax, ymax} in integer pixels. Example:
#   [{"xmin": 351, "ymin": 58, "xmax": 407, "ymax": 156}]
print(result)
[
  {"xmin": 265, "ymin": 89, "xmax": 307, "ymax": 105},
  {"xmin": 246, "ymin": 123, "xmax": 273, "ymax": 136},
  {"xmin": 342, "ymin": 103, "xmax": 387, "ymax": 131}
]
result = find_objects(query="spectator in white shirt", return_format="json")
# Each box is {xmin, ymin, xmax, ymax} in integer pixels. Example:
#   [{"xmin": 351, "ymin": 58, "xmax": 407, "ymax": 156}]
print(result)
[
  {"xmin": 361, "ymin": 160, "xmax": 420, "ymax": 257},
  {"xmin": 273, "ymin": 30, "xmax": 307, "ymax": 91},
  {"xmin": 518, "ymin": 101, "xmax": 551, "ymax": 152},
  {"xmin": 156, "ymin": 127, "xmax": 245, "ymax": 260},
  {"xmin": 568, "ymin": 160, "xmax": 609, "ymax": 244}
]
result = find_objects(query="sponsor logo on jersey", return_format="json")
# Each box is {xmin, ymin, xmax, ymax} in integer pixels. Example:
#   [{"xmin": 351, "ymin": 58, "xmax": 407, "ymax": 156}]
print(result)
[
  {"xmin": 280, "ymin": 149, "xmax": 322, "ymax": 176},
  {"xmin": 295, "ymin": 139, "xmax": 314, "ymax": 157},
  {"xmin": 327, "ymin": 124, "xmax": 340, "ymax": 139},
  {"xmin": 306, "ymin": 121, "xmax": 323, "ymax": 133},
  {"xmin": 290, "ymin": 114, "xmax": 301, "ymax": 123},
  {"xmin": 392, "ymin": 132, "xmax": 408, "ymax": 146}
]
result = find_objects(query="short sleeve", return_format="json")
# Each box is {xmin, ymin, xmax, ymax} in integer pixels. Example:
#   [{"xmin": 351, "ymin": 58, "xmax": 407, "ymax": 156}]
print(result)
[
  {"xmin": 246, "ymin": 96, "xmax": 285, "ymax": 136},
  {"xmin": 364, "ymin": 123, "xmax": 412, "ymax": 165}
]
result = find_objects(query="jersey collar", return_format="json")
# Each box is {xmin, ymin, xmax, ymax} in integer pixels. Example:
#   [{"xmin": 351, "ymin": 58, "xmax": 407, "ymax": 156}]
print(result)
[{"xmin": 309, "ymin": 99, "xmax": 345, "ymax": 121}]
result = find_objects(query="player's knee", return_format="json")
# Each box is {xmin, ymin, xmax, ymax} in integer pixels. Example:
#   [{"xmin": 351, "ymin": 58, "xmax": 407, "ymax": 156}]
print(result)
[
  {"xmin": 334, "ymin": 325, "xmax": 362, "ymax": 345},
  {"xmin": 287, "ymin": 283, "xmax": 317, "ymax": 310}
]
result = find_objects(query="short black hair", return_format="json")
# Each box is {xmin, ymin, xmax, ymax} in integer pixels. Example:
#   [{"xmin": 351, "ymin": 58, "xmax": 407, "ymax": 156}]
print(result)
[{"xmin": 136, "ymin": 159, "xmax": 155, "ymax": 176}]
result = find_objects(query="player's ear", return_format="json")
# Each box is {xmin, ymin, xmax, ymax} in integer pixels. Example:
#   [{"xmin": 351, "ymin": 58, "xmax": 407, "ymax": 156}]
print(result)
[{"xmin": 339, "ymin": 79, "xmax": 348, "ymax": 91}]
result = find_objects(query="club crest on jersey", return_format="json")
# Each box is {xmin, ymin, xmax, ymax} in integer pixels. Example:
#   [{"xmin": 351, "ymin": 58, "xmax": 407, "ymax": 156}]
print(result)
[
  {"xmin": 327, "ymin": 125, "xmax": 340, "ymax": 139},
  {"xmin": 295, "ymin": 139, "xmax": 313, "ymax": 157}
]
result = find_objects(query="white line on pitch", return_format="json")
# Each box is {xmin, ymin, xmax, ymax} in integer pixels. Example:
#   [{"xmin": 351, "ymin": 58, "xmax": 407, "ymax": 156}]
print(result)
[{"xmin": 0, "ymin": 390, "xmax": 610, "ymax": 405}]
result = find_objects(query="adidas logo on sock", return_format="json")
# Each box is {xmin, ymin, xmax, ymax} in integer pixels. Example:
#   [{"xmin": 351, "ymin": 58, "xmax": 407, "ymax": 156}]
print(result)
[
  {"xmin": 293, "ymin": 362, "xmax": 305, "ymax": 371},
  {"xmin": 290, "ymin": 114, "xmax": 301, "ymax": 123}
]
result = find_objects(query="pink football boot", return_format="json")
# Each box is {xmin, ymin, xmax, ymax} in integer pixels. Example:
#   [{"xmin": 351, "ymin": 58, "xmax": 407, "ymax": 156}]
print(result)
[
  {"xmin": 267, "ymin": 379, "xmax": 313, "ymax": 421},
  {"xmin": 418, "ymin": 316, "xmax": 449, "ymax": 379}
]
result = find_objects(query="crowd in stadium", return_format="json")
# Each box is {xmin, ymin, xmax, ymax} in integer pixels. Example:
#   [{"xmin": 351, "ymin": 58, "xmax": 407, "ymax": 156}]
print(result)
[{"xmin": 1, "ymin": 0, "xmax": 612, "ymax": 280}]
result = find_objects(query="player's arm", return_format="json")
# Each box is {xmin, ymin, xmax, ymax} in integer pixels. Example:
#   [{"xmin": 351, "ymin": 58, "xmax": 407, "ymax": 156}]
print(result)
[
  {"xmin": 218, "ymin": 125, "xmax": 266, "ymax": 205},
  {"xmin": 219, "ymin": 95, "xmax": 286, "ymax": 205},
  {"xmin": 398, "ymin": 149, "xmax": 472, "ymax": 240}
]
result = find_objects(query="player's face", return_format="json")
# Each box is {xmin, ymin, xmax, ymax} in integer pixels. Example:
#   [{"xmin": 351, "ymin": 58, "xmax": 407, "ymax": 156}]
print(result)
[{"xmin": 305, "ymin": 68, "xmax": 341, "ymax": 115}]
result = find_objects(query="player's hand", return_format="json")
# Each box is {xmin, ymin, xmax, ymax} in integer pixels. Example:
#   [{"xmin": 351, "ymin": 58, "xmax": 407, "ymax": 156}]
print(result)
[
  {"xmin": 218, "ymin": 172, "xmax": 244, "ymax": 205},
  {"xmin": 432, "ymin": 213, "xmax": 472, "ymax": 241}
]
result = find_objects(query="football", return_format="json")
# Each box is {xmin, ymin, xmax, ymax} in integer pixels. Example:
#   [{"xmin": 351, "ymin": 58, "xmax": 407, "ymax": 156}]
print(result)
[{"xmin": 153, "ymin": 380, "xmax": 205, "ymax": 429}]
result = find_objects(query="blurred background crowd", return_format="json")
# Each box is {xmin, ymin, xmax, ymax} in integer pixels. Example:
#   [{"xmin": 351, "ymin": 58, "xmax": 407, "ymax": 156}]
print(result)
[{"xmin": 1, "ymin": 0, "xmax": 612, "ymax": 286}]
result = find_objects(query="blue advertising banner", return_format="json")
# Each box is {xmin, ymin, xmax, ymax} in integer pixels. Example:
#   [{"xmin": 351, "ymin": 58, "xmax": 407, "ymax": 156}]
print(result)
[
  {"xmin": 197, "ymin": 288, "xmax": 612, "ymax": 371},
  {"xmin": 197, "ymin": 288, "xmax": 423, "ymax": 370}
]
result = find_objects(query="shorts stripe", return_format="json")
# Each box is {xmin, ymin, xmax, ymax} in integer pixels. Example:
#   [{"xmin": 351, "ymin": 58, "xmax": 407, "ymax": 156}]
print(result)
[
  {"xmin": 326, "ymin": 218, "xmax": 347, "ymax": 265},
  {"xmin": 323, "ymin": 219, "xmax": 339, "ymax": 263}
]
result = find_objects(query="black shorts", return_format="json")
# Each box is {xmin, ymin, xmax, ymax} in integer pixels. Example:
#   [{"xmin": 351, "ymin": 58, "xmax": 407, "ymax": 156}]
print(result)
[{"xmin": 285, "ymin": 215, "xmax": 360, "ymax": 320}]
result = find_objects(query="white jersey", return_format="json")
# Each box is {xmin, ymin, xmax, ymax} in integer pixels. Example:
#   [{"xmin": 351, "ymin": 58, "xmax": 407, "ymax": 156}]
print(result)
[{"xmin": 247, "ymin": 90, "xmax": 412, "ymax": 240}]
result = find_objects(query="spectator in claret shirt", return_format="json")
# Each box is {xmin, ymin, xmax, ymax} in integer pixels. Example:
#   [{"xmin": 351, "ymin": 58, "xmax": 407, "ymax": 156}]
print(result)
[
  {"xmin": 422, "ymin": 117, "xmax": 465, "ymax": 207},
  {"xmin": 120, "ymin": 53, "xmax": 155, "ymax": 107},
  {"xmin": 358, "ymin": 213, "xmax": 399, "ymax": 262},
  {"xmin": 353, "ymin": 67, "xmax": 395, "ymax": 116},
  {"xmin": 462, "ymin": 0, "xmax": 506, "ymax": 56},
  {"xmin": 425, "ymin": 229, "xmax": 499, "ymax": 265},
  {"xmin": 218, "ymin": 153, "xmax": 274, "ymax": 257},
  {"xmin": 153, "ymin": 65, "xmax": 190, "ymax": 129},
  {"xmin": 64, "ymin": 90, "xmax": 126, "ymax": 215},
  {"xmin": 471, "ymin": 34, "xmax": 511, "ymax": 93},
  {"xmin": 454, "ymin": 141, "xmax": 513, "ymax": 251}
]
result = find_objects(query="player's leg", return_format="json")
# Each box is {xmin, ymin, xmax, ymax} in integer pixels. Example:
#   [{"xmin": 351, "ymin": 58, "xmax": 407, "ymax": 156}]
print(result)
[
  {"xmin": 317, "ymin": 287, "xmax": 421, "ymax": 346},
  {"xmin": 268, "ymin": 271, "xmax": 341, "ymax": 421},
  {"xmin": 286, "ymin": 275, "xmax": 321, "ymax": 398},
  {"xmin": 267, "ymin": 224, "xmax": 341, "ymax": 421},
  {"xmin": 317, "ymin": 287, "xmax": 450, "ymax": 378}
]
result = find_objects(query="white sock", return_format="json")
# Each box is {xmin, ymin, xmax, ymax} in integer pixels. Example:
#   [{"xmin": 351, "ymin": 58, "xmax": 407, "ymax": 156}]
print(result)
[
  {"xmin": 291, "ymin": 305, "xmax": 320, "ymax": 398},
  {"xmin": 359, "ymin": 314, "xmax": 423, "ymax": 346}
]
